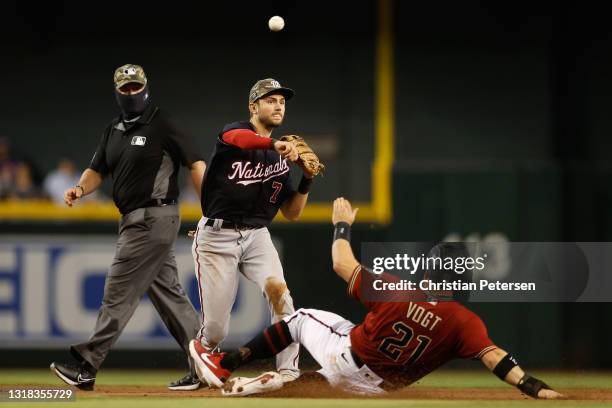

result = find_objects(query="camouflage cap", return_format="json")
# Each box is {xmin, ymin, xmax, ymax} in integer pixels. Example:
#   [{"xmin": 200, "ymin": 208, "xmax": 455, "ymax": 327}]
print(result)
[
  {"xmin": 113, "ymin": 64, "xmax": 147, "ymax": 89},
  {"xmin": 249, "ymin": 78, "xmax": 294, "ymax": 103}
]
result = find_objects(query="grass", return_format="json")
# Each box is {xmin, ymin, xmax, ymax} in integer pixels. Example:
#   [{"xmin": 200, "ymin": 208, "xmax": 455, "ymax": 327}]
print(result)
[
  {"xmin": 5, "ymin": 401, "xmax": 612, "ymax": 408},
  {"xmin": 415, "ymin": 370, "xmax": 612, "ymax": 389},
  {"xmin": 1, "ymin": 369, "xmax": 611, "ymax": 408}
]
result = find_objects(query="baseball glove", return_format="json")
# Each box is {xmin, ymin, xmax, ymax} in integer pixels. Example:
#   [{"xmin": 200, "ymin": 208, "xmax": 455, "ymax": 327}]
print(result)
[{"xmin": 280, "ymin": 135, "xmax": 325, "ymax": 177}]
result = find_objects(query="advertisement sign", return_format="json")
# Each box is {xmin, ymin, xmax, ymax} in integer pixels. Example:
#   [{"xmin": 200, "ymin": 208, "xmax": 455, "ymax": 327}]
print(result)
[{"xmin": 0, "ymin": 236, "xmax": 270, "ymax": 348}]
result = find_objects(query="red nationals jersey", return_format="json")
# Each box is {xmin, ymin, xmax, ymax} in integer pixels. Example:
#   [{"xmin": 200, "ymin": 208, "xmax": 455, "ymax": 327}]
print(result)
[{"xmin": 347, "ymin": 266, "xmax": 496, "ymax": 389}]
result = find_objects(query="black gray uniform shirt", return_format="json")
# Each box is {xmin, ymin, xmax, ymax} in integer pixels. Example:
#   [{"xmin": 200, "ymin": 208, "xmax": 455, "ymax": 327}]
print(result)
[
  {"xmin": 200, "ymin": 121, "xmax": 295, "ymax": 227},
  {"xmin": 89, "ymin": 104, "xmax": 202, "ymax": 214}
]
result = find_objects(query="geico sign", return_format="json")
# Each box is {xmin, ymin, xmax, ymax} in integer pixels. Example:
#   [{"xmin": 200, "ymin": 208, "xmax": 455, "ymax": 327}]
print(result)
[{"xmin": 0, "ymin": 237, "xmax": 268, "ymax": 347}]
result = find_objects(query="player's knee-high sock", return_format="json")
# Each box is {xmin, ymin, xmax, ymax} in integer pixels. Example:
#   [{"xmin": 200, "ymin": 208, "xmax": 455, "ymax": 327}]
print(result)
[{"xmin": 221, "ymin": 321, "xmax": 293, "ymax": 370}]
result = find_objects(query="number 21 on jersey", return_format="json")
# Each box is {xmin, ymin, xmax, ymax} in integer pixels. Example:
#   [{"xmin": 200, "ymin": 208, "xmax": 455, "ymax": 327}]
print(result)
[{"xmin": 378, "ymin": 322, "xmax": 432, "ymax": 365}]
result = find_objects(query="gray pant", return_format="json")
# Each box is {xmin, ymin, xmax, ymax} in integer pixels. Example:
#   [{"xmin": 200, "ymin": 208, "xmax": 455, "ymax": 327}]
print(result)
[
  {"xmin": 192, "ymin": 216, "xmax": 300, "ymax": 380},
  {"xmin": 71, "ymin": 205, "xmax": 199, "ymax": 372}
]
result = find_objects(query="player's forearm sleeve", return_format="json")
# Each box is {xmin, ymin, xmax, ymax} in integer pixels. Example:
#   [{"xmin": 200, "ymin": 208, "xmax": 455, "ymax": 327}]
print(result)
[{"xmin": 222, "ymin": 129, "xmax": 275, "ymax": 150}]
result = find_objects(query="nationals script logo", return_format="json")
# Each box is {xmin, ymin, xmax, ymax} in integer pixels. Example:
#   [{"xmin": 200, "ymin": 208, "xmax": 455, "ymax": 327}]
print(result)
[{"xmin": 228, "ymin": 156, "xmax": 289, "ymax": 186}]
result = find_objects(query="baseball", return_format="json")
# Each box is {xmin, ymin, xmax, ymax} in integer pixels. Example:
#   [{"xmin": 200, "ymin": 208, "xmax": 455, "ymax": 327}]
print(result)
[{"xmin": 268, "ymin": 16, "xmax": 285, "ymax": 32}]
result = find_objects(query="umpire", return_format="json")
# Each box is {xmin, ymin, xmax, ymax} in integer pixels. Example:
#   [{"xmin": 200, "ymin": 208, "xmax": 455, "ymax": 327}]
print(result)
[{"xmin": 50, "ymin": 64, "xmax": 204, "ymax": 391}]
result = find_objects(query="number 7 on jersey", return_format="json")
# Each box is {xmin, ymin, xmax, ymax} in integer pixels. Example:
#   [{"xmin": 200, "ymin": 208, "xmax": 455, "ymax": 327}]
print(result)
[{"xmin": 269, "ymin": 181, "xmax": 283, "ymax": 203}]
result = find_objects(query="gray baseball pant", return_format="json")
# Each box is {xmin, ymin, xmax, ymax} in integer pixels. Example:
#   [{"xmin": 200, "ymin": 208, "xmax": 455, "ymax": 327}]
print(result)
[
  {"xmin": 71, "ymin": 205, "xmax": 200, "ymax": 372},
  {"xmin": 192, "ymin": 216, "xmax": 300, "ymax": 379}
]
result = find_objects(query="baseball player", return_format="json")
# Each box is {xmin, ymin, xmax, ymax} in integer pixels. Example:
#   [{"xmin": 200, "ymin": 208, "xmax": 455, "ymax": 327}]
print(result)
[
  {"xmin": 50, "ymin": 64, "xmax": 204, "ymax": 391},
  {"xmin": 190, "ymin": 78, "xmax": 324, "ymax": 383},
  {"xmin": 190, "ymin": 198, "xmax": 563, "ymax": 399}
]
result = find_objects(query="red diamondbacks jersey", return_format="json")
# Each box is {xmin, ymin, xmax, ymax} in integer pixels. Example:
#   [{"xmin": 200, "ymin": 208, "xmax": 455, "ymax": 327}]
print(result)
[{"xmin": 347, "ymin": 266, "xmax": 496, "ymax": 388}]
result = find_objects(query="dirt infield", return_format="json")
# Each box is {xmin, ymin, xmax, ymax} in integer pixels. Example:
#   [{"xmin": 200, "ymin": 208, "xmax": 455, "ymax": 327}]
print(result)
[
  {"xmin": 73, "ymin": 385, "xmax": 612, "ymax": 401},
  {"xmin": 7, "ymin": 374, "xmax": 611, "ymax": 401}
]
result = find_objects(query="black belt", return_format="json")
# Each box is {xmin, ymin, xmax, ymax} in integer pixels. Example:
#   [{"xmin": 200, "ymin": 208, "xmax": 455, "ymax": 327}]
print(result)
[
  {"xmin": 204, "ymin": 219, "xmax": 262, "ymax": 230},
  {"xmin": 350, "ymin": 348, "xmax": 364, "ymax": 368},
  {"xmin": 145, "ymin": 198, "xmax": 177, "ymax": 207}
]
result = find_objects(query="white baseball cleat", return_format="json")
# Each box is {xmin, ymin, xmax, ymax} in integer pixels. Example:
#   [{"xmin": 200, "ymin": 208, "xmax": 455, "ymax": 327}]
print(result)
[{"xmin": 221, "ymin": 371, "xmax": 284, "ymax": 397}]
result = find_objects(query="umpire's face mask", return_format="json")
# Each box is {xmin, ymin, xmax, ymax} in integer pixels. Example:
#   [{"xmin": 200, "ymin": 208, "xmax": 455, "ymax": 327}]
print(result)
[{"xmin": 115, "ymin": 83, "xmax": 150, "ymax": 120}]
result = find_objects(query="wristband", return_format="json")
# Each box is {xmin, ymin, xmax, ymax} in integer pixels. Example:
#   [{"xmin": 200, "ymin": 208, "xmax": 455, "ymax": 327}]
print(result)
[
  {"xmin": 298, "ymin": 175, "xmax": 313, "ymax": 194},
  {"xmin": 75, "ymin": 185, "xmax": 85, "ymax": 196},
  {"xmin": 493, "ymin": 353, "xmax": 518, "ymax": 381},
  {"xmin": 517, "ymin": 374, "xmax": 551, "ymax": 399},
  {"xmin": 333, "ymin": 222, "xmax": 351, "ymax": 242}
]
